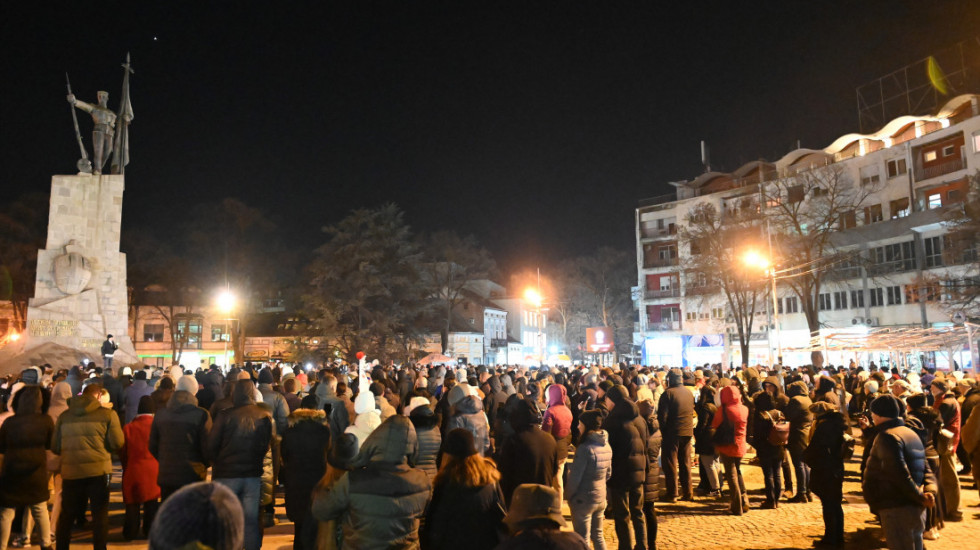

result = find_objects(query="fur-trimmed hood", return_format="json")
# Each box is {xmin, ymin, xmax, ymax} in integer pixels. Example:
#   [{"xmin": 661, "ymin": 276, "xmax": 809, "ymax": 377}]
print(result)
[{"xmin": 288, "ymin": 408, "xmax": 326, "ymax": 427}]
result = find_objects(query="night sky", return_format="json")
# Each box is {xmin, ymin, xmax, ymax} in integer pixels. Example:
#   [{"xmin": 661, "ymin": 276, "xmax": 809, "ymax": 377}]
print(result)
[{"xmin": 3, "ymin": 2, "xmax": 979, "ymax": 274}]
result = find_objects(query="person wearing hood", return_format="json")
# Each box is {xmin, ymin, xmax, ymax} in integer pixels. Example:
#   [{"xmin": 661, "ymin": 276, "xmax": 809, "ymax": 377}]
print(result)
[
  {"xmin": 281, "ymin": 396, "xmax": 331, "ymax": 550},
  {"xmin": 408, "ymin": 401, "xmax": 441, "ymax": 483},
  {"xmin": 196, "ymin": 370, "xmax": 223, "ymax": 411},
  {"xmin": 805, "ymin": 400, "xmax": 848, "ymax": 547},
  {"xmin": 482, "ymin": 374, "xmax": 509, "ymax": 438},
  {"xmin": 346, "ymin": 377, "xmax": 383, "ymax": 453},
  {"xmin": 496, "ymin": 484, "xmax": 590, "ymax": 550},
  {"xmin": 314, "ymin": 373, "xmax": 350, "ymax": 434},
  {"xmin": 207, "ymin": 379, "xmax": 274, "ymax": 550},
  {"xmin": 124, "ymin": 370, "xmax": 155, "ymax": 424},
  {"xmin": 312, "ymin": 415, "xmax": 431, "ymax": 549},
  {"xmin": 257, "ymin": 368, "xmax": 289, "ymax": 435},
  {"xmin": 422, "ymin": 429, "xmax": 506, "ymax": 550},
  {"xmin": 785, "ymin": 380, "xmax": 813, "ymax": 503},
  {"xmin": 601, "ymin": 385, "xmax": 648, "ymax": 550},
  {"xmin": 657, "ymin": 368, "xmax": 694, "ymax": 502},
  {"xmin": 711, "ymin": 385, "xmax": 750, "ymax": 515},
  {"xmin": 497, "ymin": 398, "xmax": 559, "ymax": 507},
  {"xmin": 566, "ymin": 410, "xmax": 612, "ymax": 550},
  {"xmin": 0, "ymin": 386, "xmax": 55, "ymax": 550},
  {"xmin": 149, "ymin": 375, "xmax": 212, "ymax": 501},
  {"xmin": 120, "ymin": 396, "xmax": 161, "ymax": 540},
  {"xmin": 65, "ymin": 366, "xmax": 84, "ymax": 398},
  {"xmin": 51, "ymin": 383, "xmax": 124, "ymax": 550},
  {"xmin": 693, "ymin": 385, "xmax": 721, "ymax": 498},
  {"xmin": 636, "ymin": 395, "xmax": 662, "ymax": 550},
  {"xmin": 447, "ymin": 383, "xmax": 492, "ymax": 457},
  {"xmin": 541, "ymin": 383, "xmax": 573, "ymax": 499}
]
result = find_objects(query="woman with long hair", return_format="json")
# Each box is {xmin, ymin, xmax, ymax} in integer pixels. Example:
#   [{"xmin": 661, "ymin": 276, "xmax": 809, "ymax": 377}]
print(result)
[{"xmin": 422, "ymin": 429, "xmax": 506, "ymax": 550}]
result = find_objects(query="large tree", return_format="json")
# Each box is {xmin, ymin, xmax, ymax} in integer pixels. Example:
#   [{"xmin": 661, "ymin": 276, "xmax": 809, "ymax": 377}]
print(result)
[
  {"xmin": 936, "ymin": 171, "xmax": 980, "ymax": 318},
  {"xmin": 553, "ymin": 247, "xmax": 635, "ymax": 361},
  {"xmin": 761, "ymin": 164, "xmax": 881, "ymax": 367},
  {"xmin": 306, "ymin": 204, "xmax": 433, "ymax": 362},
  {"xmin": 679, "ymin": 202, "xmax": 767, "ymax": 366},
  {"xmin": 420, "ymin": 231, "xmax": 497, "ymax": 354},
  {"xmin": 0, "ymin": 192, "xmax": 49, "ymax": 331}
]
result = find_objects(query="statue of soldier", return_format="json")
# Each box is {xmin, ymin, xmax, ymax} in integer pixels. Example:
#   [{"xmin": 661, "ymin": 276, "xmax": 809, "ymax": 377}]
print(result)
[{"xmin": 67, "ymin": 91, "xmax": 117, "ymax": 174}]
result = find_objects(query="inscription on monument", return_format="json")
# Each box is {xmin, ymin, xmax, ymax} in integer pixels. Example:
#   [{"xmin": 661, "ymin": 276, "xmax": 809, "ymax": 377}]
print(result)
[{"xmin": 29, "ymin": 320, "xmax": 80, "ymax": 337}]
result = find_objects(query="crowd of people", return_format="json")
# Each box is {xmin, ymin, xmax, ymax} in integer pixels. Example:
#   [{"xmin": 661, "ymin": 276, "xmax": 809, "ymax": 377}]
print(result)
[{"xmin": 1, "ymin": 349, "xmax": 979, "ymax": 550}]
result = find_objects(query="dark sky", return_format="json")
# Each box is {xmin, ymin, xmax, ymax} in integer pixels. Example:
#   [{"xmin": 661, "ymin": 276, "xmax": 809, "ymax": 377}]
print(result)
[{"xmin": 3, "ymin": 2, "xmax": 979, "ymax": 274}]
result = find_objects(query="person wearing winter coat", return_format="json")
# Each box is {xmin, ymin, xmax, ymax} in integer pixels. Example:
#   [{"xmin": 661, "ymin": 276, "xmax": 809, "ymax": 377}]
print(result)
[
  {"xmin": 862, "ymin": 394, "xmax": 937, "ymax": 550},
  {"xmin": 930, "ymin": 379, "xmax": 962, "ymax": 521},
  {"xmin": 495, "ymin": 484, "xmax": 589, "ymax": 550},
  {"xmin": 601, "ymin": 385, "xmax": 648, "ymax": 550},
  {"xmin": 636, "ymin": 397, "xmax": 662, "ymax": 550},
  {"xmin": 346, "ymin": 379, "xmax": 383, "ymax": 454},
  {"xmin": 207, "ymin": 379, "xmax": 274, "ymax": 550},
  {"xmin": 541, "ymin": 383, "xmax": 573, "ymax": 499},
  {"xmin": 693, "ymin": 385, "xmax": 721, "ymax": 497},
  {"xmin": 65, "ymin": 366, "xmax": 84, "ymax": 398},
  {"xmin": 656, "ymin": 369, "xmax": 694, "ymax": 502},
  {"xmin": 124, "ymin": 370, "xmax": 155, "ymax": 424},
  {"xmin": 784, "ymin": 380, "xmax": 813, "ymax": 503},
  {"xmin": 482, "ymin": 375, "xmax": 509, "ymax": 437},
  {"xmin": 51, "ymin": 383, "xmax": 125, "ymax": 550},
  {"xmin": 312, "ymin": 415, "xmax": 431, "ymax": 550},
  {"xmin": 711, "ymin": 385, "xmax": 750, "ymax": 515},
  {"xmin": 422, "ymin": 429, "xmax": 506, "ymax": 550},
  {"xmin": 566, "ymin": 410, "xmax": 612, "ymax": 550},
  {"xmin": 753, "ymin": 391, "xmax": 786, "ymax": 508},
  {"xmin": 150, "ymin": 375, "xmax": 212, "ymax": 501},
  {"xmin": 804, "ymin": 401, "xmax": 847, "ymax": 547},
  {"xmin": 447, "ymin": 388, "xmax": 492, "ymax": 458},
  {"xmin": 120, "ymin": 396, "xmax": 161, "ymax": 540},
  {"xmin": 0, "ymin": 386, "xmax": 55, "ymax": 550},
  {"xmin": 906, "ymin": 392, "xmax": 946, "ymax": 537},
  {"xmin": 281, "ymin": 398, "xmax": 331, "ymax": 550},
  {"xmin": 408, "ymin": 403, "xmax": 441, "ymax": 484},
  {"xmin": 497, "ymin": 398, "xmax": 559, "ymax": 507}
]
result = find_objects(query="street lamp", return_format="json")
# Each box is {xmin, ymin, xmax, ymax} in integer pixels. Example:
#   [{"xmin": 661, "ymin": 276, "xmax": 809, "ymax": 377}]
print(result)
[
  {"xmin": 523, "ymin": 285, "xmax": 545, "ymax": 365},
  {"xmin": 743, "ymin": 250, "xmax": 782, "ymax": 366},
  {"xmin": 216, "ymin": 289, "xmax": 237, "ymax": 369}
]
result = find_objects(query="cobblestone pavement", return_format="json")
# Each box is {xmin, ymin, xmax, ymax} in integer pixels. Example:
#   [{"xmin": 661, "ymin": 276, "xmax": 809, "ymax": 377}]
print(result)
[{"xmin": 48, "ymin": 442, "xmax": 979, "ymax": 549}]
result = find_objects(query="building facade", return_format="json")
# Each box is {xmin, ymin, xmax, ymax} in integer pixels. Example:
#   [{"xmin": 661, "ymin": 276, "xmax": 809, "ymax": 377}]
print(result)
[{"xmin": 636, "ymin": 94, "xmax": 980, "ymax": 370}]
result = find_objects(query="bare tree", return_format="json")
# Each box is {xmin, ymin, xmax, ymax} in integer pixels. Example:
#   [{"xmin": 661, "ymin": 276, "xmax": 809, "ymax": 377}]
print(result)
[
  {"xmin": 0, "ymin": 193, "xmax": 49, "ymax": 331},
  {"xmin": 761, "ymin": 164, "xmax": 882, "ymax": 367},
  {"xmin": 679, "ymin": 202, "xmax": 767, "ymax": 366},
  {"xmin": 420, "ymin": 231, "xmax": 497, "ymax": 354},
  {"xmin": 935, "ymin": 171, "xmax": 980, "ymax": 318}
]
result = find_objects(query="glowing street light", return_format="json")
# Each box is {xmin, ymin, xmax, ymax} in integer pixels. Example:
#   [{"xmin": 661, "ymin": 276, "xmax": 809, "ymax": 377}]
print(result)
[
  {"xmin": 9, "ymin": 331, "xmax": 20, "ymax": 342},
  {"xmin": 217, "ymin": 289, "xmax": 236, "ymax": 314},
  {"xmin": 742, "ymin": 249, "xmax": 781, "ymax": 365},
  {"xmin": 524, "ymin": 288, "xmax": 543, "ymax": 308}
]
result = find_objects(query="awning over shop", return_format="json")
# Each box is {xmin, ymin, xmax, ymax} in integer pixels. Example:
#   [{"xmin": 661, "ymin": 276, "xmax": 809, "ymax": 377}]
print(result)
[{"xmin": 784, "ymin": 325, "xmax": 969, "ymax": 353}]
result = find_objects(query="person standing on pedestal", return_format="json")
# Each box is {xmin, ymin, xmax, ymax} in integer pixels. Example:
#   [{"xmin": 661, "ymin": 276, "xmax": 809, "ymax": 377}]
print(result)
[
  {"xmin": 67, "ymin": 92, "xmax": 116, "ymax": 175},
  {"xmin": 101, "ymin": 335, "xmax": 118, "ymax": 371}
]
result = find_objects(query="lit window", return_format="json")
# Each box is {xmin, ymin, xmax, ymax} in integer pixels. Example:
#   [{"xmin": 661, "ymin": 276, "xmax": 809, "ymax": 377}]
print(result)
[
  {"xmin": 924, "ymin": 150, "xmax": 938, "ymax": 162},
  {"xmin": 928, "ymin": 194, "xmax": 942, "ymax": 209},
  {"xmin": 973, "ymin": 133, "xmax": 980, "ymax": 153}
]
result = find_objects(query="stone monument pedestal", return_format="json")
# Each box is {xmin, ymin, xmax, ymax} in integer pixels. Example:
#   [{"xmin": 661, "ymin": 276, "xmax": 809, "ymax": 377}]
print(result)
[{"xmin": 0, "ymin": 173, "xmax": 136, "ymax": 373}]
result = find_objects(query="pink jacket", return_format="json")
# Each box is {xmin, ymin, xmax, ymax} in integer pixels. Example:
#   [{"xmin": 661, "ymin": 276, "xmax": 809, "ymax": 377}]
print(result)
[{"xmin": 541, "ymin": 384, "xmax": 572, "ymax": 440}]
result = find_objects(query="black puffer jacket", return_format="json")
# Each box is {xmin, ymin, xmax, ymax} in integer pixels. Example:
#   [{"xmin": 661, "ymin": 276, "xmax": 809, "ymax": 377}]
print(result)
[
  {"xmin": 637, "ymin": 400, "xmax": 662, "ymax": 503},
  {"xmin": 803, "ymin": 402, "xmax": 846, "ymax": 497},
  {"xmin": 497, "ymin": 399, "xmax": 558, "ymax": 506},
  {"xmin": 784, "ymin": 381, "xmax": 813, "ymax": 455},
  {"xmin": 602, "ymin": 399, "xmax": 648, "ymax": 490},
  {"xmin": 149, "ymin": 390, "xmax": 212, "ymax": 488},
  {"xmin": 657, "ymin": 371, "xmax": 694, "ymax": 438},
  {"xmin": 312, "ymin": 415, "xmax": 431, "ymax": 550},
  {"xmin": 693, "ymin": 386, "xmax": 717, "ymax": 455},
  {"xmin": 207, "ymin": 381, "xmax": 275, "ymax": 479},
  {"xmin": 281, "ymin": 409, "xmax": 330, "ymax": 522},
  {"xmin": 422, "ymin": 477, "xmax": 506, "ymax": 550},
  {"xmin": 862, "ymin": 417, "xmax": 935, "ymax": 514}
]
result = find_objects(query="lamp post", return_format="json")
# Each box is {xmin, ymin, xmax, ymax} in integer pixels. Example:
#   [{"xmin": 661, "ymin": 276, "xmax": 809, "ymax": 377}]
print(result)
[
  {"xmin": 743, "ymin": 250, "xmax": 782, "ymax": 366},
  {"xmin": 216, "ymin": 289, "xmax": 237, "ymax": 370}
]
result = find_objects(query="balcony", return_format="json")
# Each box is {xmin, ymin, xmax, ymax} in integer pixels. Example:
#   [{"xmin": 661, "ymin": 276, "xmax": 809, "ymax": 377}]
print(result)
[
  {"xmin": 645, "ymin": 288, "xmax": 681, "ymax": 299},
  {"xmin": 868, "ymin": 259, "xmax": 916, "ymax": 276},
  {"xmin": 647, "ymin": 321, "xmax": 682, "ymax": 331},
  {"xmin": 685, "ymin": 284, "xmax": 720, "ymax": 296},
  {"xmin": 915, "ymin": 155, "xmax": 965, "ymax": 181},
  {"xmin": 640, "ymin": 225, "xmax": 677, "ymax": 240},
  {"xmin": 643, "ymin": 256, "xmax": 679, "ymax": 269}
]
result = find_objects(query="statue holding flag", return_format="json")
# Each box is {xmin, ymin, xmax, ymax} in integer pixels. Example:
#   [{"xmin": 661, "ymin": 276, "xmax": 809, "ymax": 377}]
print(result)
[{"xmin": 66, "ymin": 53, "xmax": 134, "ymax": 175}]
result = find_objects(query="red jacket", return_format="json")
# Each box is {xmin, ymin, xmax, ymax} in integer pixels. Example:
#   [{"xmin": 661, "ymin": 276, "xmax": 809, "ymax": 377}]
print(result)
[
  {"xmin": 711, "ymin": 385, "xmax": 749, "ymax": 458},
  {"xmin": 120, "ymin": 414, "xmax": 160, "ymax": 503}
]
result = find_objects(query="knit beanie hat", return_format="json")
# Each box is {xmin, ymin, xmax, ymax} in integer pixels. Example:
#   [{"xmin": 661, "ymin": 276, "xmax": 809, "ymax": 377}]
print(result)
[
  {"xmin": 579, "ymin": 409, "xmax": 602, "ymax": 433},
  {"xmin": 869, "ymin": 394, "xmax": 903, "ymax": 418},
  {"xmin": 403, "ymin": 396, "xmax": 430, "ymax": 417},
  {"xmin": 148, "ymin": 481, "xmax": 243, "ymax": 550},
  {"xmin": 177, "ymin": 374, "xmax": 199, "ymax": 395},
  {"xmin": 931, "ymin": 379, "xmax": 949, "ymax": 394},
  {"xmin": 443, "ymin": 428, "xmax": 478, "ymax": 458},
  {"xmin": 598, "ymin": 379, "xmax": 615, "ymax": 394},
  {"xmin": 606, "ymin": 384, "xmax": 629, "ymax": 405}
]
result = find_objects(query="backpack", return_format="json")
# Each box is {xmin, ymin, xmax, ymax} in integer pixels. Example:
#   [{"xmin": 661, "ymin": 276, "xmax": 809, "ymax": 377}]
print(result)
[{"xmin": 765, "ymin": 410, "xmax": 789, "ymax": 446}]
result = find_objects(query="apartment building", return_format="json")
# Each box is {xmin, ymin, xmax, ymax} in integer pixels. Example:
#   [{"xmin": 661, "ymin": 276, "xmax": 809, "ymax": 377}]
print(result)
[{"xmin": 636, "ymin": 94, "xmax": 980, "ymax": 370}]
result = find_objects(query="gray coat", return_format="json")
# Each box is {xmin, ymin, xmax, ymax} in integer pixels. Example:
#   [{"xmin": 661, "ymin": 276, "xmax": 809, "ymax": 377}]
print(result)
[{"xmin": 565, "ymin": 429, "xmax": 612, "ymax": 509}]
